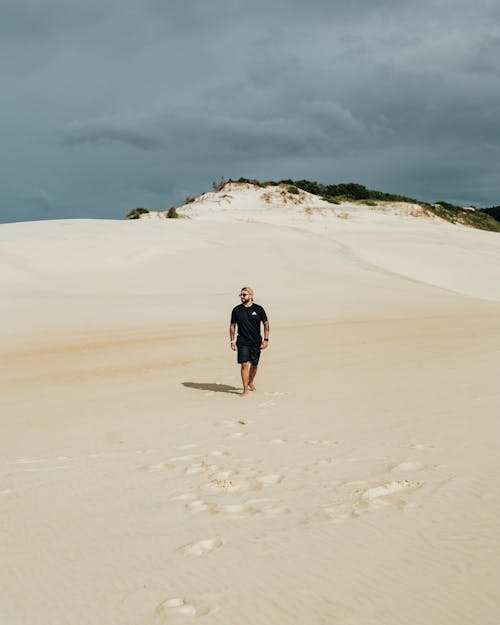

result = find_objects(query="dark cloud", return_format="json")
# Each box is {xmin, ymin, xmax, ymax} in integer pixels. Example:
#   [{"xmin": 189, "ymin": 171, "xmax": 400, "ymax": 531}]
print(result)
[
  {"xmin": 57, "ymin": 116, "xmax": 165, "ymax": 149},
  {"xmin": 1, "ymin": 0, "xmax": 500, "ymax": 222}
]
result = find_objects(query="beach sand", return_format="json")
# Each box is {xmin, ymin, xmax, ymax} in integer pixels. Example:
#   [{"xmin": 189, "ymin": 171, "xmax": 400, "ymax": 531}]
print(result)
[{"xmin": 1, "ymin": 207, "xmax": 499, "ymax": 625}]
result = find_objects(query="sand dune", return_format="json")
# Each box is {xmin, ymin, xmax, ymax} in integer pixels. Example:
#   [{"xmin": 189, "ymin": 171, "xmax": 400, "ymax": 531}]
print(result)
[{"xmin": 1, "ymin": 191, "xmax": 500, "ymax": 625}]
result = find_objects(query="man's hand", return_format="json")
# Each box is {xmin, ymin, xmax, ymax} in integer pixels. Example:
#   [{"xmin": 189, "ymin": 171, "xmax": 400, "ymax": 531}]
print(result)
[
  {"xmin": 260, "ymin": 340, "xmax": 268, "ymax": 349},
  {"xmin": 231, "ymin": 342, "xmax": 236, "ymax": 351}
]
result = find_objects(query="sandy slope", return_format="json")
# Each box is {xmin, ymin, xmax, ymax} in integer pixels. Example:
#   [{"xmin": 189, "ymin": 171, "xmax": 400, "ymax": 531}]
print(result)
[{"xmin": 1, "ymin": 198, "xmax": 500, "ymax": 625}]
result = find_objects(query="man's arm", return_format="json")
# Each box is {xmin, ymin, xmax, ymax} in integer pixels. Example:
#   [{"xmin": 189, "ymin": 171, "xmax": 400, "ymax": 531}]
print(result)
[
  {"xmin": 229, "ymin": 322, "xmax": 237, "ymax": 351},
  {"xmin": 261, "ymin": 320, "xmax": 270, "ymax": 349}
]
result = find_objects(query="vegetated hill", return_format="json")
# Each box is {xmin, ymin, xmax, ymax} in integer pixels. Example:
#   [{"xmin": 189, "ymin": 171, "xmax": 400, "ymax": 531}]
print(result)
[
  {"xmin": 481, "ymin": 206, "xmax": 500, "ymax": 223},
  {"xmin": 125, "ymin": 177, "xmax": 500, "ymax": 233},
  {"xmin": 227, "ymin": 178, "xmax": 500, "ymax": 232}
]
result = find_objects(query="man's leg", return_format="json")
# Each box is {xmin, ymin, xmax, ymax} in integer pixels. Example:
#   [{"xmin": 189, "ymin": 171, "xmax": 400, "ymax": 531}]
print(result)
[
  {"xmin": 249, "ymin": 364, "xmax": 258, "ymax": 391},
  {"xmin": 240, "ymin": 361, "xmax": 251, "ymax": 396}
]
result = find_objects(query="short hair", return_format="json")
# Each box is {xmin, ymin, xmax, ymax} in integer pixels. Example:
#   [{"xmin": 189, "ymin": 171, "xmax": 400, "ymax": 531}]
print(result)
[{"xmin": 241, "ymin": 286, "xmax": 254, "ymax": 298}]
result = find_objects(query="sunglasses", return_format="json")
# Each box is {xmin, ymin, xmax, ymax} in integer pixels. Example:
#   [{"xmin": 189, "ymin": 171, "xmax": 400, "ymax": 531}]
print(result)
[{"xmin": 239, "ymin": 293, "xmax": 249, "ymax": 297}]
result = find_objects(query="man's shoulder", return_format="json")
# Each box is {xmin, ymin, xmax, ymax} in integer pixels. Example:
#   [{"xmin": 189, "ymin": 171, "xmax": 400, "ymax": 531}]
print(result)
[
  {"xmin": 231, "ymin": 304, "xmax": 244, "ymax": 313},
  {"xmin": 252, "ymin": 303, "xmax": 266, "ymax": 312}
]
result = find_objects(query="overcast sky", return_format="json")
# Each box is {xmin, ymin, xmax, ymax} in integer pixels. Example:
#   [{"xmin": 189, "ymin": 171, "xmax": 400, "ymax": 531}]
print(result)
[{"xmin": 1, "ymin": 0, "xmax": 500, "ymax": 222}]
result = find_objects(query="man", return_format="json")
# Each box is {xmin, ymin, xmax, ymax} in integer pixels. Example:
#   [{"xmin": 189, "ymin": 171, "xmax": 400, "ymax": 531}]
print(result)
[{"xmin": 230, "ymin": 287, "xmax": 269, "ymax": 397}]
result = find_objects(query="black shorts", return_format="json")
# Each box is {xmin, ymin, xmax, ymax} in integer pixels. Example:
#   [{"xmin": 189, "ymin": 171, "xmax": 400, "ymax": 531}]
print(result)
[{"xmin": 237, "ymin": 343, "xmax": 261, "ymax": 366}]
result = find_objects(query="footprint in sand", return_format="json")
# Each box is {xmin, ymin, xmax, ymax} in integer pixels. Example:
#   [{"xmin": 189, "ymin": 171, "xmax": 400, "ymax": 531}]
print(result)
[
  {"xmin": 157, "ymin": 596, "xmax": 220, "ymax": 619},
  {"xmin": 179, "ymin": 537, "xmax": 223, "ymax": 557},
  {"xmin": 185, "ymin": 462, "xmax": 215, "ymax": 475},
  {"xmin": 360, "ymin": 479, "xmax": 423, "ymax": 502},
  {"xmin": 204, "ymin": 472, "xmax": 283, "ymax": 494},
  {"xmin": 270, "ymin": 438, "xmax": 287, "ymax": 444},
  {"xmin": 186, "ymin": 499, "xmax": 215, "ymax": 513},
  {"xmin": 312, "ymin": 506, "xmax": 359, "ymax": 523},
  {"xmin": 316, "ymin": 457, "xmax": 336, "ymax": 466},
  {"xmin": 210, "ymin": 450, "xmax": 232, "ymax": 458},
  {"xmin": 205, "ymin": 477, "xmax": 250, "ymax": 493},
  {"xmin": 255, "ymin": 474, "xmax": 283, "ymax": 486}
]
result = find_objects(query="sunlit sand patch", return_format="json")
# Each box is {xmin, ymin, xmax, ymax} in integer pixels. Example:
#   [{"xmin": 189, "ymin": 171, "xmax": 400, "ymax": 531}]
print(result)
[
  {"xmin": 15, "ymin": 458, "xmax": 47, "ymax": 464},
  {"xmin": 170, "ymin": 492, "xmax": 195, "ymax": 501},
  {"xmin": 169, "ymin": 454, "xmax": 202, "ymax": 462}
]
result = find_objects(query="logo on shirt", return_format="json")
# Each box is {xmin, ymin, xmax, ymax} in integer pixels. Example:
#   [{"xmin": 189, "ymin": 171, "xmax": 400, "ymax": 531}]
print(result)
[{"xmin": 252, "ymin": 311, "xmax": 257, "ymax": 315}]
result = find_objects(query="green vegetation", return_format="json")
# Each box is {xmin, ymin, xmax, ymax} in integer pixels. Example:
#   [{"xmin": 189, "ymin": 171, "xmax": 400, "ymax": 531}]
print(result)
[
  {"xmin": 125, "ymin": 207, "xmax": 149, "ymax": 220},
  {"xmin": 287, "ymin": 185, "xmax": 300, "ymax": 195},
  {"xmin": 167, "ymin": 206, "xmax": 179, "ymax": 218},
  {"xmin": 428, "ymin": 202, "xmax": 500, "ymax": 232}
]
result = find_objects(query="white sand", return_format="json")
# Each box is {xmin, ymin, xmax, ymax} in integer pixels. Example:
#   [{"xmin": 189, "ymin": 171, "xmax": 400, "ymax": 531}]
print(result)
[{"xmin": 1, "ymin": 185, "xmax": 500, "ymax": 625}]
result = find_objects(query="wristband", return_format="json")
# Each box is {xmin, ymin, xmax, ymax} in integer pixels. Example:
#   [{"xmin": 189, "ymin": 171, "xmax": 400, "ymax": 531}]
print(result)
[{"xmin": 263, "ymin": 338, "xmax": 269, "ymax": 342}]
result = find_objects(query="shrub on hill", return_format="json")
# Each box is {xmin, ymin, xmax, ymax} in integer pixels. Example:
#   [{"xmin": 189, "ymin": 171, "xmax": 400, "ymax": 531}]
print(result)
[
  {"xmin": 429, "ymin": 202, "xmax": 500, "ymax": 232},
  {"xmin": 481, "ymin": 206, "xmax": 500, "ymax": 222},
  {"xmin": 167, "ymin": 206, "xmax": 179, "ymax": 218},
  {"xmin": 125, "ymin": 208, "xmax": 149, "ymax": 220}
]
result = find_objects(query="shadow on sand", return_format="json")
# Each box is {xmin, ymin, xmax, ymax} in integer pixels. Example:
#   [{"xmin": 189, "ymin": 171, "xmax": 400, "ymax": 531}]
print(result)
[{"xmin": 182, "ymin": 382, "xmax": 240, "ymax": 395}]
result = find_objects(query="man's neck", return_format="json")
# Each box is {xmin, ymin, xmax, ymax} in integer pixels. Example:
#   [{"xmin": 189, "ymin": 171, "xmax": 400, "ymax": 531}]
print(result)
[{"xmin": 243, "ymin": 301, "xmax": 253, "ymax": 308}]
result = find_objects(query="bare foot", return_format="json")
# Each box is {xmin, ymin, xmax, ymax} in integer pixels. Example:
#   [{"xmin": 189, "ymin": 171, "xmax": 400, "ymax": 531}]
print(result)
[
  {"xmin": 240, "ymin": 390, "xmax": 249, "ymax": 397},
  {"xmin": 249, "ymin": 383, "xmax": 256, "ymax": 391}
]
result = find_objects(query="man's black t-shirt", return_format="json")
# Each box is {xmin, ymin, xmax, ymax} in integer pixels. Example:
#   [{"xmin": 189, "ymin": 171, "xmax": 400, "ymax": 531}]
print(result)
[{"xmin": 231, "ymin": 303, "xmax": 268, "ymax": 346}]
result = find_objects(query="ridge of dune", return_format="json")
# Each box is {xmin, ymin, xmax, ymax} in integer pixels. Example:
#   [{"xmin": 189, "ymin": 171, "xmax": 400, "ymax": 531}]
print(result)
[
  {"xmin": 136, "ymin": 182, "xmax": 500, "ymax": 301},
  {"xmin": 142, "ymin": 181, "xmax": 440, "ymax": 228}
]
